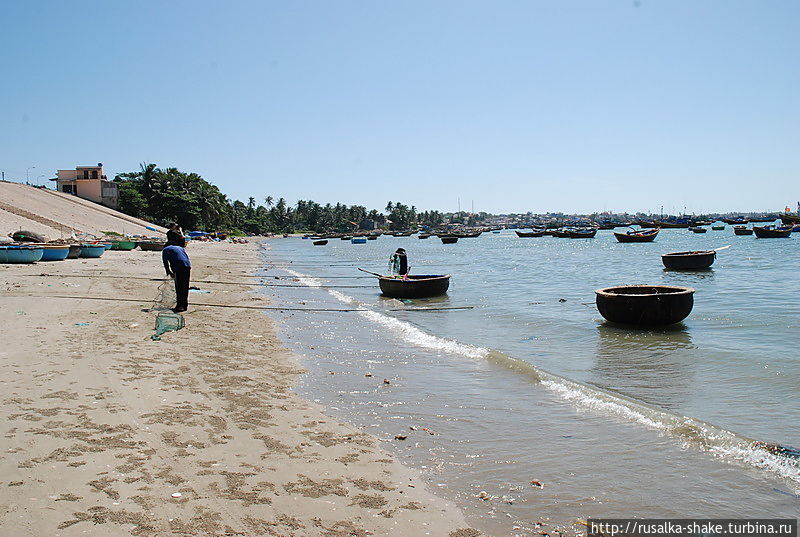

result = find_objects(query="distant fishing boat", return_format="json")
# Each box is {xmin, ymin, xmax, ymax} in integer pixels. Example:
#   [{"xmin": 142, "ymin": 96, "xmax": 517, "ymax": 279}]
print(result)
[
  {"xmin": 689, "ymin": 226, "xmax": 707, "ymax": 233},
  {"xmin": 779, "ymin": 214, "xmax": 800, "ymax": 225},
  {"xmin": 312, "ymin": 239, "xmax": 328, "ymax": 246},
  {"xmin": 711, "ymin": 225, "xmax": 725, "ymax": 231},
  {"xmin": 0, "ymin": 245, "xmax": 44, "ymax": 263},
  {"xmin": 721, "ymin": 218, "xmax": 748, "ymax": 225},
  {"xmin": 653, "ymin": 220, "xmax": 690, "ymax": 229},
  {"xmin": 367, "ymin": 235, "xmax": 378, "ymax": 240},
  {"xmin": 614, "ymin": 228, "xmax": 659, "ymax": 243},
  {"xmin": 551, "ymin": 229, "xmax": 571, "ymax": 238},
  {"xmin": 515, "ymin": 230, "xmax": 545, "ymax": 237},
  {"xmin": 733, "ymin": 226, "xmax": 753, "ymax": 236},
  {"xmin": 753, "ymin": 226, "xmax": 792, "ymax": 238},
  {"xmin": 440, "ymin": 236, "xmax": 459, "ymax": 244},
  {"xmin": 351, "ymin": 237, "xmax": 367, "ymax": 244},
  {"xmin": 567, "ymin": 228, "xmax": 597, "ymax": 238}
]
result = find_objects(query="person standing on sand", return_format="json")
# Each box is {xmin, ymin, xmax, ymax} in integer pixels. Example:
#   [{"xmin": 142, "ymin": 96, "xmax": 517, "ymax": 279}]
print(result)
[
  {"xmin": 166, "ymin": 222, "xmax": 183, "ymax": 245},
  {"xmin": 162, "ymin": 237, "xmax": 191, "ymax": 313}
]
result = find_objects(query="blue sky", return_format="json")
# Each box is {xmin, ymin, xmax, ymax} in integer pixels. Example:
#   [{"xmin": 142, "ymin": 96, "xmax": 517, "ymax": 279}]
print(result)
[{"xmin": 1, "ymin": 1, "xmax": 797, "ymax": 214}]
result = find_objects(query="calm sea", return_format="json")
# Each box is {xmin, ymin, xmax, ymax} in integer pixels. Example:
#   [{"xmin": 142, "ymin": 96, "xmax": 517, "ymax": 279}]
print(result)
[{"xmin": 255, "ymin": 229, "xmax": 799, "ymax": 535}]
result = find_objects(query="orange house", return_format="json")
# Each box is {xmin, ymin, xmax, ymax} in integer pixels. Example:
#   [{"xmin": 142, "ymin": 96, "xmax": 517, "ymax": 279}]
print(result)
[{"xmin": 52, "ymin": 163, "xmax": 118, "ymax": 209}]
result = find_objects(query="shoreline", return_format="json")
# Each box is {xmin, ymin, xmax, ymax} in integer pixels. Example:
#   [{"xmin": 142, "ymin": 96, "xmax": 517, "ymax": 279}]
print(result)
[{"xmin": 0, "ymin": 240, "xmax": 479, "ymax": 536}]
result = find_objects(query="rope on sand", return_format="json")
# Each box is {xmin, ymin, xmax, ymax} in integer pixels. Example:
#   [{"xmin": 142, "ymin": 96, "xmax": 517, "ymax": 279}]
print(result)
[
  {"xmin": 6, "ymin": 294, "xmax": 474, "ymax": 313},
  {"xmin": 34, "ymin": 273, "xmax": 374, "ymax": 288}
]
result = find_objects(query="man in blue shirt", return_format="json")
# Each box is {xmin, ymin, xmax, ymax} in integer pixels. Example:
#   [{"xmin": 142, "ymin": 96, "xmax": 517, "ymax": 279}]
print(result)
[{"xmin": 162, "ymin": 238, "xmax": 192, "ymax": 313}]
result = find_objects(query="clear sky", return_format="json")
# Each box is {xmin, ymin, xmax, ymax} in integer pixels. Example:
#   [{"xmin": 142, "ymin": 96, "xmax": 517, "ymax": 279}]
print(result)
[{"xmin": 1, "ymin": 0, "xmax": 798, "ymax": 215}]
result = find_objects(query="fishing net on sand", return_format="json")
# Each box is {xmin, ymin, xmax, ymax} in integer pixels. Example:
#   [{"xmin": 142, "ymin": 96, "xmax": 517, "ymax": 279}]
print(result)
[{"xmin": 152, "ymin": 277, "xmax": 176, "ymax": 311}]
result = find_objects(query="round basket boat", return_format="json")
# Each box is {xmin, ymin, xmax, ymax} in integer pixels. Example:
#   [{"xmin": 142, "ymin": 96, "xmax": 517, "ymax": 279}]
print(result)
[
  {"xmin": 79, "ymin": 244, "xmax": 107, "ymax": 258},
  {"xmin": 595, "ymin": 285, "xmax": 695, "ymax": 326},
  {"xmin": 0, "ymin": 245, "xmax": 44, "ymax": 264},
  {"xmin": 38, "ymin": 244, "xmax": 71, "ymax": 261},
  {"xmin": 66, "ymin": 244, "xmax": 82, "ymax": 258},
  {"xmin": 138, "ymin": 241, "xmax": 166, "ymax": 251},
  {"xmin": 661, "ymin": 250, "xmax": 716, "ymax": 270},
  {"xmin": 110, "ymin": 240, "xmax": 137, "ymax": 251},
  {"xmin": 378, "ymin": 275, "xmax": 451, "ymax": 299}
]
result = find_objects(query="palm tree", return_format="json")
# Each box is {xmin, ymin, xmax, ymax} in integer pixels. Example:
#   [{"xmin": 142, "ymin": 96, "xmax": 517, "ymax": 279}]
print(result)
[{"xmin": 265, "ymin": 195, "xmax": 274, "ymax": 208}]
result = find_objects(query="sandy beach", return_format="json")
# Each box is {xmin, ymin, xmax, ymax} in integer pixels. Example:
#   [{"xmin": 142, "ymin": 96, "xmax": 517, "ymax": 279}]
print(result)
[{"xmin": 0, "ymin": 240, "xmax": 478, "ymax": 537}]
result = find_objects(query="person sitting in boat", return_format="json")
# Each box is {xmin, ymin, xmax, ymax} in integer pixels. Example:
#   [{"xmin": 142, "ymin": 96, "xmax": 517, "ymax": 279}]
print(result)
[
  {"xmin": 166, "ymin": 222, "xmax": 184, "ymax": 246},
  {"xmin": 162, "ymin": 237, "xmax": 191, "ymax": 313},
  {"xmin": 389, "ymin": 248, "xmax": 408, "ymax": 278}
]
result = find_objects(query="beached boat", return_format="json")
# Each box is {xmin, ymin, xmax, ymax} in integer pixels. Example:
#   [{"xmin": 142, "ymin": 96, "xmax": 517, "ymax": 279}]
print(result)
[
  {"xmin": 78, "ymin": 244, "xmax": 106, "ymax": 258},
  {"xmin": 0, "ymin": 245, "xmax": 44, "ymax": 263},
  {"xmin": 515, "ymin": 230, "xmax": 545, "ymax": 237},
  {"xmin": 595, "ymin": 285, "xmax": 695, "ymax": 326},
  {"xmin": 753, "ymin": 226, "xmax": 792, "ymax": 238},
  {"xmin": 110, "ymin": 240, "xmax": 137, "ymax": 250},
  {"xmin": 661, "ymin": 250, "xmax": 716, "ymax": 270},
  {"xmin": 378, "ymin": 275, "xmax": 451, "ymax": 299},
  {"xmin": 351, "ymin": 237, "xmax": 367, "ymax": 244},
  {"xmin": 138, "ymin": 241, "xmax": 166, "ymax": 251},
  {"xmin": 614, "ymin": 229, "xmax": 659, "ymax": 243},
  {"xmin": 38, "ymin": 244, "xmax": 71, "ymax": 261},
  {"xmin": 312, "ymin": 240, "xmax": 328, "ymax": 246},
  {"xmin": 440, "ymin": 236, "xmax": 459, "ymax": 244},
  {"xmin": 689, "ymin": 227, "xmax": 707, "ymax": 233},
  {"xmin": 66, "ymin": 244, "xmax": 81, "ymax": 258},
  {"xmin": 733, "ymin": 226, "xmax": 753, "ymax": 236},
  {"xmin": 567, "ymin": 228, "xmax": 597, "ymax": 238}
]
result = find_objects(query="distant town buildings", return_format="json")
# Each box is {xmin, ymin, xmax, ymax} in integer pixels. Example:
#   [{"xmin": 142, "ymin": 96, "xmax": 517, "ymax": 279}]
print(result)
[{"xmin": 51, "ymin": 163, "xmax": 118, "ymax": 209}]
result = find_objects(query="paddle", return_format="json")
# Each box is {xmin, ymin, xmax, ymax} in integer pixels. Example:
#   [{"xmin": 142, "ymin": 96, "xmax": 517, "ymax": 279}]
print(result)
[
  {"xmin": 714, "ymin": 245, "xmax": 732, "ymax": 252},
  {"xmin": 357, "ymin": 268, "xmax": 384, "ymax": 278}
]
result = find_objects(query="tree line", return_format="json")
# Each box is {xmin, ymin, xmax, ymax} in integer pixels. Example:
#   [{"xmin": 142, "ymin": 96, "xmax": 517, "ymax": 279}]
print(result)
[{"xmin": 114, "ymin": 163, "xmax": 483, "ymax": 234}]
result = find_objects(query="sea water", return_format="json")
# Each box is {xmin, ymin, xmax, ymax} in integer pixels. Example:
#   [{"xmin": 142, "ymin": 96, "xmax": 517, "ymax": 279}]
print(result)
[{"xmin": 255, "ymin": 230, "xmax": 799, "ymax": 535}]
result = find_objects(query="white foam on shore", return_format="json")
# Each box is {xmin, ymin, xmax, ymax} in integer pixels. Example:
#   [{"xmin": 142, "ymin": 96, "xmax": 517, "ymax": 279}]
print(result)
[{"xmin": 281, "ymin": 266, "xmax": 800, "ymax": 488}]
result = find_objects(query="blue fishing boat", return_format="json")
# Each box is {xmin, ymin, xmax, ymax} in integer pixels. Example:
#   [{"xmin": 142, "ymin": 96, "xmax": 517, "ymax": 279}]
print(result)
[
  {"xmin": 39, "ymin": 245, "xmax": 70, "ymax": 261},
  {"xmin": 0, "ymin": 245, "xmax": 44, "ymax": 263},
  {"xmin": 79, "ymin": 244, "xmax": 107, "ymax": 258},
  {"xmin": 351, "ymin": 237, "xmax": 367, "ymax": 244}
]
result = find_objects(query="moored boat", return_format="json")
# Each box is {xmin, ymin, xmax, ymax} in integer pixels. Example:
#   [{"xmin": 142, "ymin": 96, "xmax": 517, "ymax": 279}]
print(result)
[
  {"xmin": 733, "ymin": 226, "xmax": 753, "ymax": 236},
  {"xmin": 661, "ymin": 250, "xmax": 716, "ymax": 270},
  {"xmin": 440, "ymin": 236, "xmax": 459, "ymax": 244},
  {"xmin": 595, "ymin": 285, "xmax": 695, "ymax": 326},
  {"xmin": 312, "ymin": 239, "xmax": 328, "ymax": 246},
  {"xmin": 515, "ymin": 230, "xmax": 545, "ymax": 237},
  {"xmin": 614, "ymin": 228, "xmax": 659, "ymax": 243},
  {"xmin": 711, "ymin": 225, "xmax": 725, "ymax": 231},
  {"xmin": 753, "ymin": 226, "xmax": 792, "ymax": 238},
  {"xmin": 689, "ymin": 226, "xmax": 707, "ymax": 233},
  {"xmin": 351, "ymin": 237, "xmax": 367, "ymax": 244},
  {"xmin": 378, "ymin": 274, "xmax": 451, "ymax": 298},
  {"xmin": 567, "ymin": 228, "xmax": 597, "ymax": 238},
  {"xmin": 0, "ymin": 245, "xmax": 44, "ymax": 263}
]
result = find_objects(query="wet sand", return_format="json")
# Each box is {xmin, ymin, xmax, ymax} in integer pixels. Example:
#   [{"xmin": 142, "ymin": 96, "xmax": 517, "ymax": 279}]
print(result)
[{"xmin": 0, "ymin": 241, "xmax": 478, "ymax": 536}]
